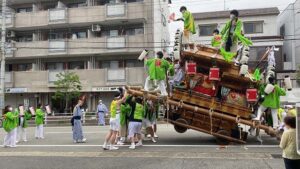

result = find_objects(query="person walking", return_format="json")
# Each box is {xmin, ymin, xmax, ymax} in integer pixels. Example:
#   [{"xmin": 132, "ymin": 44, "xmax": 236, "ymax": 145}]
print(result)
[
  {"xmin": 72, "ymin": 99, "xmax": 87, "ymax": 143},
  {"xmin": 280, "ymin": 116, "xmax": 300, "ymax": 169},
  {"xmin": 97, "ymin": 100, "xmax": 108, "ymax": 126}
]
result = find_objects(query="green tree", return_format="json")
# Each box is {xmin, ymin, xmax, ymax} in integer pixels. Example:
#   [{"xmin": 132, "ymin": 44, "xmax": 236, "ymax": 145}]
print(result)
[{"xmin": 52, "ymin": 71, "xmax": 82, "ymax": 113}]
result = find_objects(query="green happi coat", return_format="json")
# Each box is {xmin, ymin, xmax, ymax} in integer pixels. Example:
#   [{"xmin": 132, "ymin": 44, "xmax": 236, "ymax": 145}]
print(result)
[
  {"xmin": 211, "ymin": 35, "xmax": 222, "ymax": 47},
  {"xmin": 120, "ymin": 103, "xmax": 131, "ymax": 126},
  {"xmin": 169, "ymin": 63, "xmax": 175, "ymax": 76},
  {"xmin": 133, "ymin": 103, "xmax": 144, "ymax": 120},
  {"xmin": 221, "ymin": 19, "xmax": 252, "ymax": 46},
  {"xmin": 183, "ymin": 11, "xmax": 196, "ymax": 34},
  {"xmin": 260, "ymin": 84, "xmax": 286, "ymax": 109},
  {"xmin": 146, "ymin": 58, "xmax": 170, "ymax": 81},
  {"xmin": 3, "ymin": 112, "xmax": 18, "ymax": 132},
  {"xmin": 35, "ymin": 108, "xmax": 45, "ymax": 125},
  {"xmin": 220, "ymin": 19, "xmax": 252, "ymax": 61},
  {"xmin": 13, "ymin": 110, "xmax": 19, "ymax": 129},
  {"xmin": 15, "ymin": 109, "xmax": 32, "ymax": 128}
]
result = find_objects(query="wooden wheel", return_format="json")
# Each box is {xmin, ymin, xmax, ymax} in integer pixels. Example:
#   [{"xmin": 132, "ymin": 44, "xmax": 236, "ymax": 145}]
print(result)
[
  {"xmin": 215, "ymin": 129, "xmax": 230, "ymax": 145},
  {"xmin": 174, "ymin": 118, "xmax": 188, "ymax": 133}
]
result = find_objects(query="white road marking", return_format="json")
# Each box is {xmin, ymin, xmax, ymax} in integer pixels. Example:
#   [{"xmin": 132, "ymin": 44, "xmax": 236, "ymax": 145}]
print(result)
[
  {"xmin": 0, "ymin": 151, "xmax": 274, "ymax": 159},
  {"xmin": 8, "ymin": 144, "xmax": 279, "ymax": 148}
]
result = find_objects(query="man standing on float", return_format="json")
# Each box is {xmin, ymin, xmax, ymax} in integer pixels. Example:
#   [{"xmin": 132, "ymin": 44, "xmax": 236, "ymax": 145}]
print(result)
[
  {"xmin": 176, "ymin": 6, "xmax": 196, "ymax": 48},
  {"xmin": 144, "ymin": 51, "xmax": 170, "ymax": 96}
]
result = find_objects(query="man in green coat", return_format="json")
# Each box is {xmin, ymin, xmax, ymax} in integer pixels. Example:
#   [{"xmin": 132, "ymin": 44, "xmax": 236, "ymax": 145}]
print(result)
[
  {"xmin": 3, "ymin": 105, "xmax": 18, "ymax": 148},
  {"xmin": 144, "ymin": 51, "xmax": 170, "ymax": 96},
  {"xmin": 253, "ymin": 77, "xmax": 286, "ymax": 129},
  {"xmin": 220, "ymin": 10, "xmax": 252, "ymax": 54},
  {"xmin": 176, "ymin": 6, "xmax": 196, "ymax": 46},
  {"xmin": 35, "ymin": 104, "xmax": 45, "ymax": 139}
]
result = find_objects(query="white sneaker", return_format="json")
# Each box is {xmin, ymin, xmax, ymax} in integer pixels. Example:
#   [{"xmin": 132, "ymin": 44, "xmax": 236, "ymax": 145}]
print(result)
[
  {"xmin": 129, "ymin": 144, "xmax": 135, "ymax": 149},
  {"xmin": 23, "ymin": 140, "xmax": 28, "ymax": 142},
  {"xmin": 151, "ymin": 138, "xmax": 157, "ymax": 143},
  {"xmin": 81, "ymin": 138, "xmax": 87, "ymax": 143},
  {"xmin": 16, "ymin": 141, "xmax": 19, "ymax": 143},
  {"xmin": 147, "ymin": 134, "xmax": 151, "ymax": 138},
  {"xmin": 109, "ymin": 146, "xmax": 119, "ymax": 150},
  {"xmin": 102, "ymin": 144, "xmax": 109, "ymax": 150},
  {"xmin": 117, "ymin": 141, "xmax": 124, "ymax": 145},
  {"xmin": 154, "ymin": 133, "xmax": 158, "ymax": 138},
  {"xmin": 136, "ymin": 141, "xmax": 143, "ymax": 147}
]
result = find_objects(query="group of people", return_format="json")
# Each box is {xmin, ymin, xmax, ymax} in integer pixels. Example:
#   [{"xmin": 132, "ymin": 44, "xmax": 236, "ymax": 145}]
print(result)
[
  {"xmin": 101, "ymin": 88, "xmax": 159, "ymax": 150},
  {"xmin": 2, "ymin": 104, "xmax": 45, "ymax": 148}
]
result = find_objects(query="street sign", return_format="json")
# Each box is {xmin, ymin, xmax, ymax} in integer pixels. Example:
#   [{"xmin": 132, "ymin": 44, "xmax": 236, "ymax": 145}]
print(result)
[{"xmin": 296, "ymin": 103, "xmax": 300, "ymax": 155}]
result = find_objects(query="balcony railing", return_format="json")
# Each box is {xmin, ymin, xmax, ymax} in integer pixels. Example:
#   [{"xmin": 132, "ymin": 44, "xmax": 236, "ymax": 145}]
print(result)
[
  {"xmin": 5, "ymin": 72, "xmax": 12, "ymax": 83},
  {"xmin": 49, "ymin": 40, "xmax": 67, "ymax": 53},
  {"xmin": 106, "ymin": 3, "xmax": 126, "ymax": 17},
  {"xmin": 48, "ymin": 8, "xmax": 68, "ymax": 23},
  {"xmin": 13, "ymin": 34, "xmax": 145, "ymax": 58},
  {"xmin": 106, "ymin": 36, "xmax": 126, "ymax": 49},
  {"xmin": 12, "ymin": 2, "xmax": 146, "ymax": 29},
  {"xmin": 48, "ymin": 71, "xmax": 61, "ymax": 82},
  {"xmin": 107, "ymin": 69, "xmax": 126, "ymax": 82},
  {"xmin": 5, "ymin": 68, "xmax": 144, "ymax": 92}
]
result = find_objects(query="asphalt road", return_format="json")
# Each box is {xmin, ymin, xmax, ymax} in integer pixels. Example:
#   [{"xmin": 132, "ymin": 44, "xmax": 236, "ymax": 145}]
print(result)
[{"xmin": 0, "ymin": 124, "xmax": 285, "ymax": 169}]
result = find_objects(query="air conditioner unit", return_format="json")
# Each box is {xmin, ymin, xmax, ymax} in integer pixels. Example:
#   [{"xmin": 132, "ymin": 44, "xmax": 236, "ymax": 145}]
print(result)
[
  {"xmin": 92, "ymin": 24, "xmax": 101, "ymax": 32},
  {"xmin": 7, "ymin": 31, "xmax": 15, "ymax": 38}
]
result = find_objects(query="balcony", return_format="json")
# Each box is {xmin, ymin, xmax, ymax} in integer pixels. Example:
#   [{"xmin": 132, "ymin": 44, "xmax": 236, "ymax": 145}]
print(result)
[
  {"xmin": 12, "ymin": 2, "xmax": 147, "ymax": 29},
  {"xmin": 12, "ymin": 34, "xmax": 146, "ymax": 58},
  {"xmin": 5, "ymin": 68, "xmax": 145, "ymax": 93}
]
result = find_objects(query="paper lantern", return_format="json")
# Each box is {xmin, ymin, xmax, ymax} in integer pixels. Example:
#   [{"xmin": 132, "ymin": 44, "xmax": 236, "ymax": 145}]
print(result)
[
  {"xmin": 246, "ymin": 89, "xmax": 258, "ymax": 102},
  {"xmin": 284, "ymin": 75, "xmax": 292, "ymax": 91},
  {"xmin": 185, "ymin": 62, "xmax": 196, "ymax": 75},
  {"xmin": 209, "ymin": 68, "xmax": 220, "ymax": 81},
  {"xmin": 264, "ymin": 84, "xmax": 275, "ymax": 94}
]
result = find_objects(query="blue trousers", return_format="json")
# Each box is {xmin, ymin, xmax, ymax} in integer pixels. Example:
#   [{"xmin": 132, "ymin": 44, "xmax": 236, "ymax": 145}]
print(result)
[{"xmin": 98, "ymin": 113, "xmax": 105, "ymax": 126}]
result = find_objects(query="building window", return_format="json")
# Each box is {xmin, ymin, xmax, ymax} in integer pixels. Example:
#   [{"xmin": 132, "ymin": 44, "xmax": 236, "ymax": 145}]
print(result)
[
  {"xmin": 244, "ymin": 21, "xmax": 263, "ymax": 34},
  {"xmin": 280, "ymin": 25, "xmax": 285, "ymax": 37},
  {"xmin": 17, "ymin": 64, "xmax": 32, "ymax": 71},
  {"xmin": 126, "ymin": 60, "xmax": 143, "ymax": 67},
  {"xmin": 46, "ymin": 62, "xmax": 64, "ymax": 71},
  {"xmin": 69, "ymin": 61, "xmax": 84, "ymax": 70},
  {"xmin": 199, "ymin": 24, "xmax": 217, "ymax": 36},
  {"xmin": 17, "ymin": 7, "xmax": 33, "ymax": 13}
]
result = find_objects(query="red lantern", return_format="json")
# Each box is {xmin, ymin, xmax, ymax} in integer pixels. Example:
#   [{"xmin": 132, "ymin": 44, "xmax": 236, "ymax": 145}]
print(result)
[
  {"xmin": 246, "ymin": 89, "xmax": 257, "ymax": 102},
  {"xmin": 186, "ymin": 62, "xmax": 197, "ymax": 75},
  {"xmin": 209, "ymin": 68, "xmax": 220, "ymax": 81}
]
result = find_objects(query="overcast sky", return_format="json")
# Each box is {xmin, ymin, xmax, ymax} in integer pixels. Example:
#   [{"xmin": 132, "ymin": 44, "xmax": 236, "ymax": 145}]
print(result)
[{"xmin": 168, "ymin": 0, "xmax": 296, "ymax": 38}]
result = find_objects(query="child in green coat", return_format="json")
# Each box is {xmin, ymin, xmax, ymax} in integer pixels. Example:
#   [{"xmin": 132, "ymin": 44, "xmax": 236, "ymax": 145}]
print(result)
[
  {"xmin": 35, "ymin": 104, "xmax": 45, "ymax": 139},
  {"xmin": 3, "ymin": 105, "xmax": 18, "ymax": 148}
]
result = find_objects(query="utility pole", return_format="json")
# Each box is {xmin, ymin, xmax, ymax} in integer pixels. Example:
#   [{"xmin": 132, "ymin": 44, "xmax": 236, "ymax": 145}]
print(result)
[{"xmin": 0, "ymin": 0, "xmax": 7, "ymax": 116}]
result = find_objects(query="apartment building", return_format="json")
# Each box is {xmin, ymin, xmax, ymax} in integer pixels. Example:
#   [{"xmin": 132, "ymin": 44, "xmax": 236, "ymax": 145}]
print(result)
[
  {"xmin": 192, "ymin": 7, "xmax": 284, "ymax": 71},
  {"xmin": 2, "ymin": 0, "xmax": 170, "ymax": 113},
  {"xmin": 278, "ymin": 0, "xmax": 300, "ymax": 71}
]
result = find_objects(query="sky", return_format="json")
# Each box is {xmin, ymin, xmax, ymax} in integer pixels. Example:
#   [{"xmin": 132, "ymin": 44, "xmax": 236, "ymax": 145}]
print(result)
[{"xmin": 168, "ymin": 0, "xmax": 296, "ymax": 39}]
